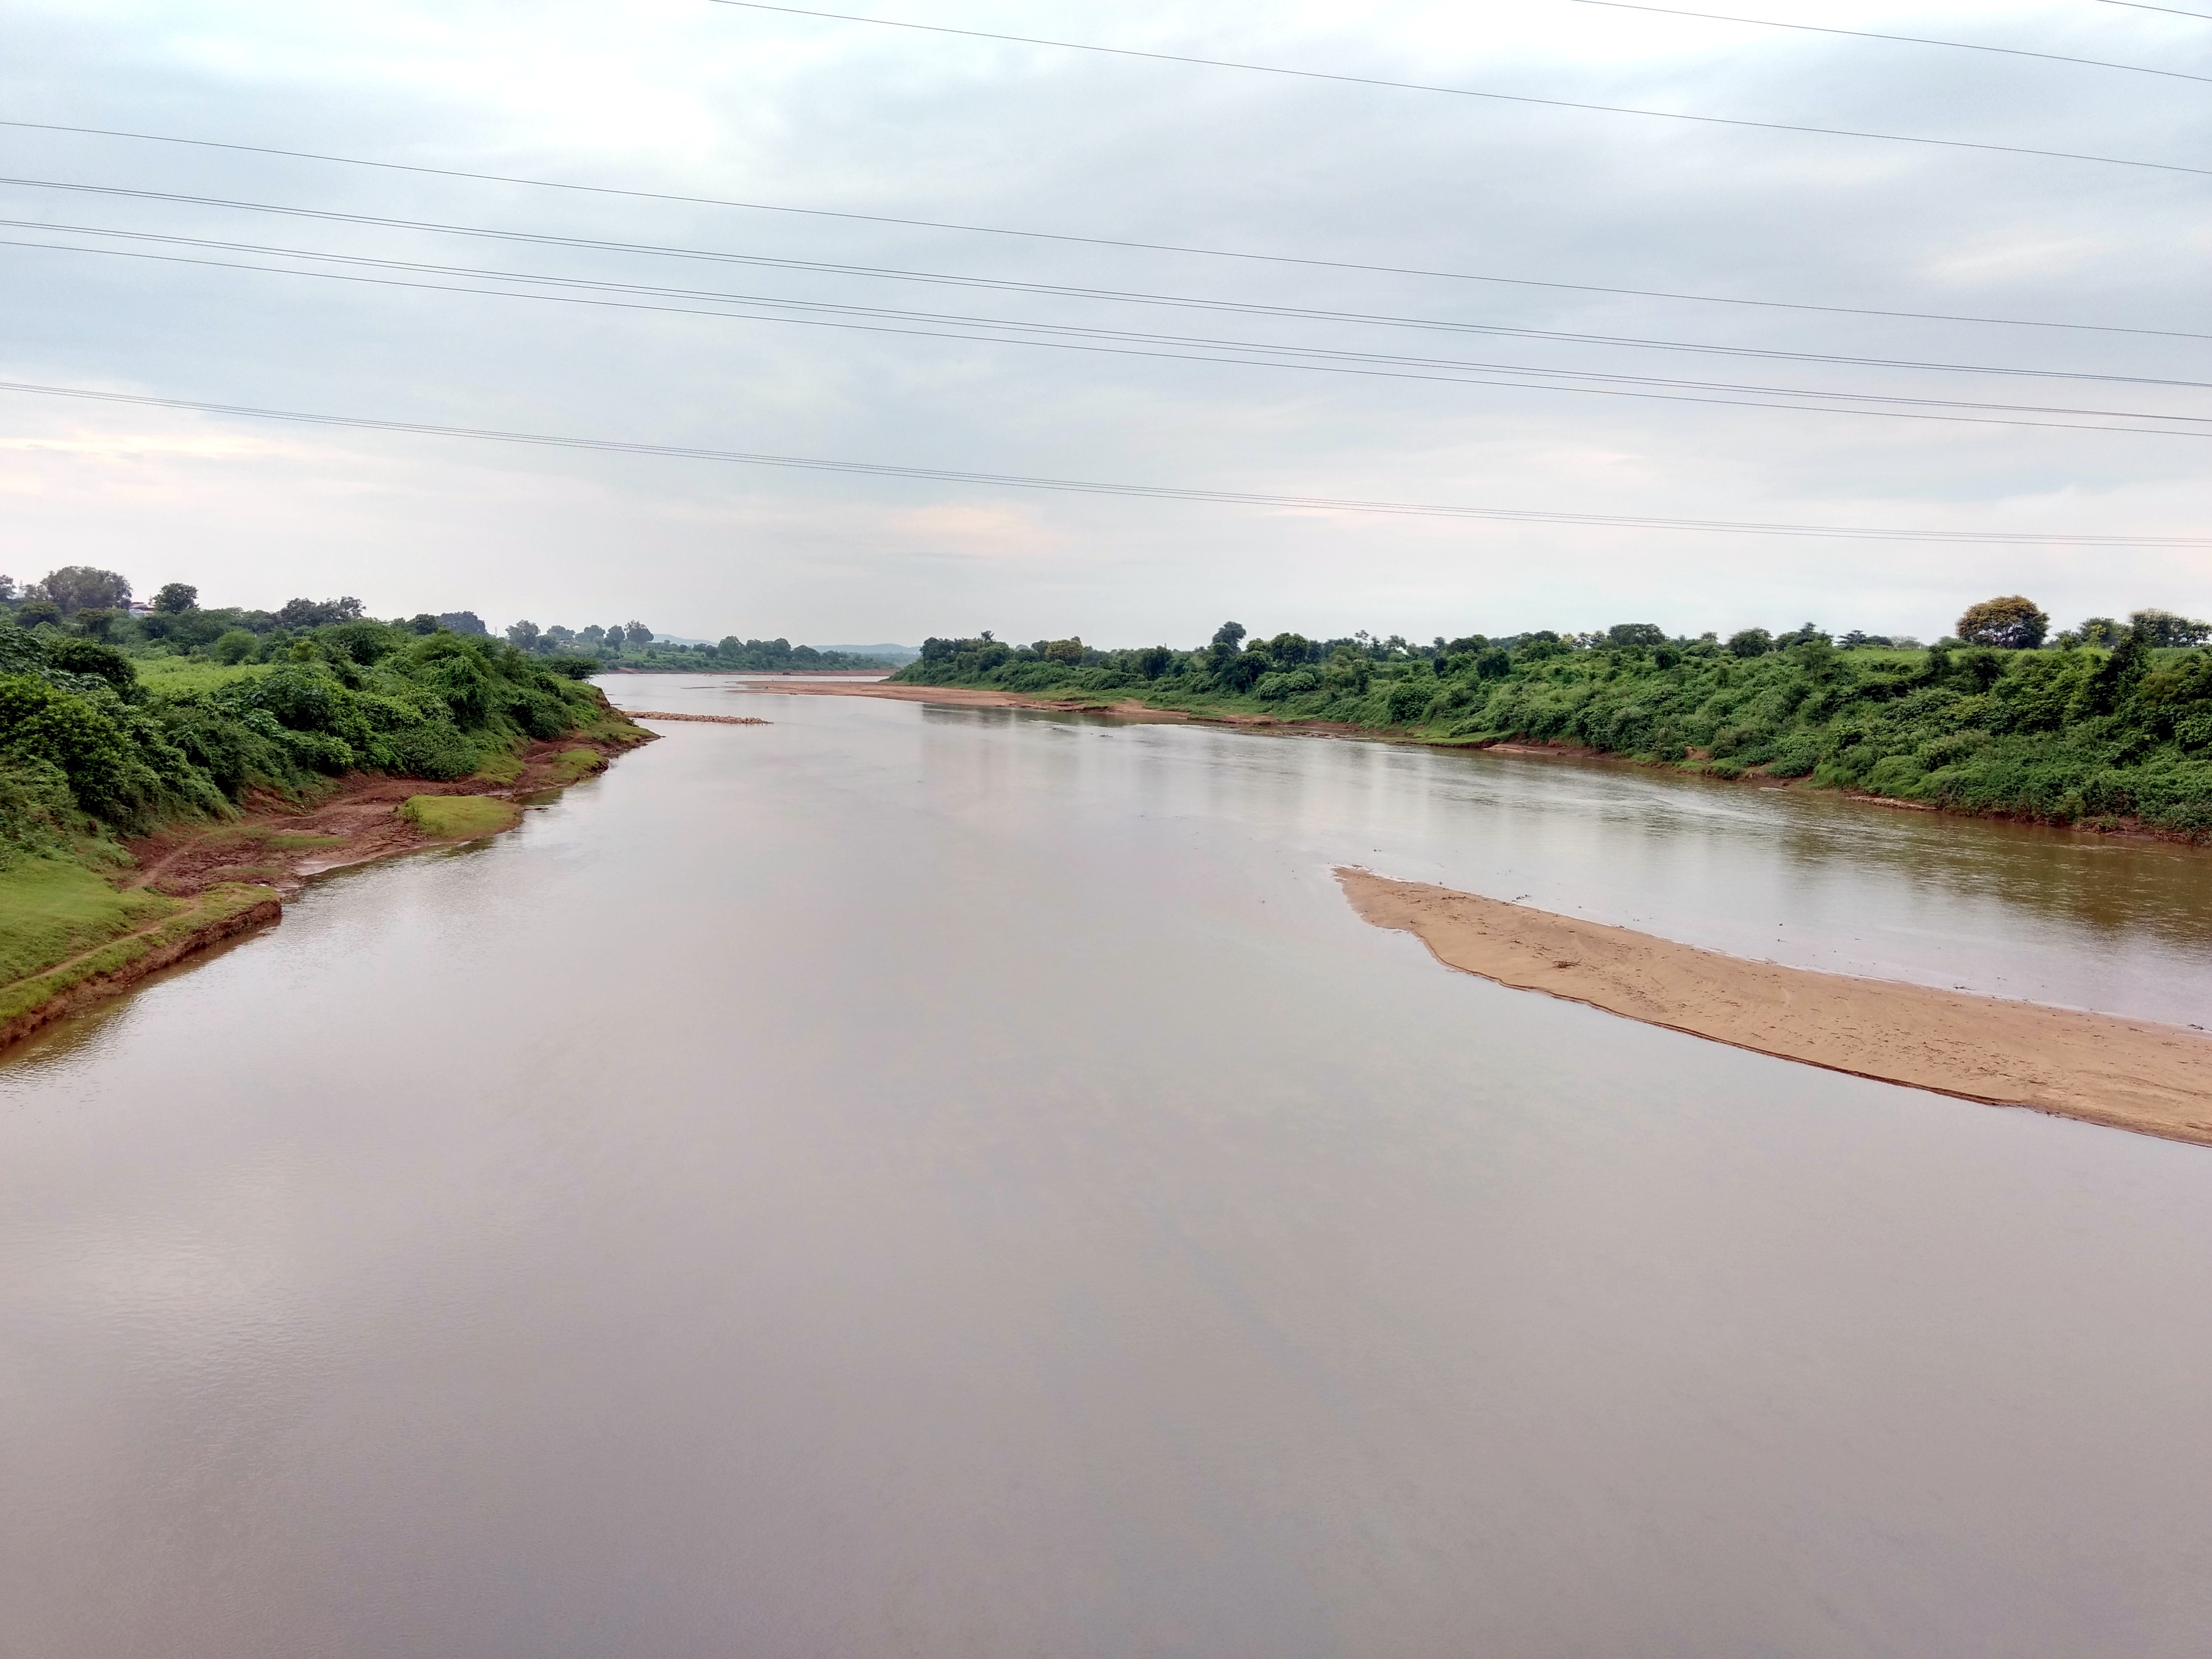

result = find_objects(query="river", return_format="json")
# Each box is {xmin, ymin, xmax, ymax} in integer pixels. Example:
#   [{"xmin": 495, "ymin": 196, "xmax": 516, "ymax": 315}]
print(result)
[{"xmin": 4, "ymin": 676, "xmax": 2208, "ymax": 1657}]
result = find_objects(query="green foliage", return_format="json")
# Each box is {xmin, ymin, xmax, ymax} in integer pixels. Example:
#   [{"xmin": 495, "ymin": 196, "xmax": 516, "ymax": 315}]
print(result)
[
  {"xmin": 891, "ymin": 614, "xmax": 2212, "ymax": 839},
  {"xmin": 0, "ymin": 622, "xmax": 607, "ymax": 837},
  {"xmin": 398, "ymin": 794, "xmax": 521, "ymax": 838},
  {"xmin": 1957, "ymin": 595, "xmax": 2050, "ymax": 650},
  {"xmin": 0, "ymin": 856, "xmax": 177, "ymax": 986},
  {"xmin": 29, "ymin": 565, "xmax": 131, "ymax": 616},
  {"xmin": 0, "ymin": 760, "xmax": 82, "ymax": 868}
]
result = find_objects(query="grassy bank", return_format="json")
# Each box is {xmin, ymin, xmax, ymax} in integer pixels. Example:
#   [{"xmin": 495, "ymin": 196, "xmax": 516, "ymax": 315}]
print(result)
[
  {"xmin": 893, "ymin": 621, "xmax": 2212, "ymax": 839},
  {"xmin": 0, "ymin": 616, "xmax": 646, "ymax": 1043}
]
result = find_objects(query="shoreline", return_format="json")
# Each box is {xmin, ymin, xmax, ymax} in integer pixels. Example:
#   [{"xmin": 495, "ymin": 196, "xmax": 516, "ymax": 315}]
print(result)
[
  {"xmin": 730, "ymin": 679, "xmax": 2193, "ymax": 846},
  {"xmin": 0, "ymin": 719, "xmax": 654, "ymax": 1057},
  {"xmin": 1337, "ymin": 869, "xmax": 2212, "ymax": 1148}
]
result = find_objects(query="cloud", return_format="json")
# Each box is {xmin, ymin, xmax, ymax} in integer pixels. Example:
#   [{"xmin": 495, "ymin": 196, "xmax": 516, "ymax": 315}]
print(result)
[{"xmin": 0, "ymin": 0, "xmax": 2204, "ymax": 643}]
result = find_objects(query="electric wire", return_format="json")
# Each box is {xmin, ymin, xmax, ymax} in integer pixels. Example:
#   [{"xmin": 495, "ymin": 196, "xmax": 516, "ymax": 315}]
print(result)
[
  {"xmin": 1566, "ymin": 1, "xmax": 2211, "ymax": 82},
  {"xmin": 0, "ymin": 123, "xmax": 2194, "ymax": 340},
  {"xmin": 12, "ymin": 205, "xmax": 2201, "ymax": 388},
  {"xmin": 10, "ymin": 235, "xmax": 2204, "ymax": 437},
  {"xmin": 2, "ymin": 378, "xmax": 2202, "ymax": 546},
  {"xmin": 2097, "ymin": 2, "xmax": 2212, "ymax": 21},
  {"xmin": 706, "ymin": 0, "xmax": 2212, "ymax": 178}
]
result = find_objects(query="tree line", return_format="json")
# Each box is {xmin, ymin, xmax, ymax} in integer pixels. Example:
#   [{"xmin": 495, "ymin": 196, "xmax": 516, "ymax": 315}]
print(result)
[
  {"xmin": 1, "ymin": 565, "xmax": 888, "ymax": 673},
  {"xmin": 895, "ymin": 597, "xmax": 2212, "ymax": 838}
]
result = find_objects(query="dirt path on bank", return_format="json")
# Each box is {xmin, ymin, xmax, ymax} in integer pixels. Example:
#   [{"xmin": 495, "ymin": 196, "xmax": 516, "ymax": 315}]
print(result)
[{"xmin": 1337, "ymin": 869, "xmax": 2212, "ymax": 1148}]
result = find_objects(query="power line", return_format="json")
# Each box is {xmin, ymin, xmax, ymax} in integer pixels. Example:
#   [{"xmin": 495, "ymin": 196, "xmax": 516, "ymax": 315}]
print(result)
[
  {"xmin": 14, "ymin": 203, "xmax": 2204, "ymax": 385},
  {"xmin": 706, "ymin": 0, "xmax": 2212, "ymax": 179},
  {"xmin": 1567, "ymin": 1, "xmax": 2211, "ymax": 82},
  {"xmin": 0, "ymin": 125, "xmax": 2195, "ymax": 340},
  {"xmin": 12, "ymin": 234, "xmax": 2205, "ymax": 437},
  {"xmin": 2, "ymin": 377, "xmax": 2201, "ymax": 546},
  {"xmin": 2098, "ymin": 1, "xmax": 2212, "ymax": 20}
]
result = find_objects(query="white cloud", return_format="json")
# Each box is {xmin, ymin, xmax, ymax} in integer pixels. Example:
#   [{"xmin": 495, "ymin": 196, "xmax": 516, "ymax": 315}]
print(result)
[{"xmin": 0, "ymin": 0, "xmax": 2204, "ymax": 642}]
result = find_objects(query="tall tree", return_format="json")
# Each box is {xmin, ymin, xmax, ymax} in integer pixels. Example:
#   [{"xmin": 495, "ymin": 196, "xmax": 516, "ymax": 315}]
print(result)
[
  {"xmin": 1956, "ymin": 596, "xmax": 2050, "ymax": 649},
  {"xmin": 32, "ymin": 566, "xmax": 131, "ymax": 615}
]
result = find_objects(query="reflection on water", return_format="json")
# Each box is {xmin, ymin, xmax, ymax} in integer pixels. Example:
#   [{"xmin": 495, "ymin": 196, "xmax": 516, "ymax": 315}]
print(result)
[
  {"xmin": 890, "ymin": 694, "xmax": 2212, "ymax": 1022},
  {"xmin": 3, "ymin": 679, "xmax": 2208, "ymax": 1658}
]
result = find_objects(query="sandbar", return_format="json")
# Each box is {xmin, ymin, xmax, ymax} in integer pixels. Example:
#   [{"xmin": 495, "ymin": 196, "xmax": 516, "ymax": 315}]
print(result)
[
  {"xmin": 627, "ymin": 710, "xmax": 771, "ymax": 725},
  {"xmin": 726, "ymin": 680, "xmax": 1193, "ymax": 719},
  {"xmin": 1336, "ymin": 869, "xmax": 2212, "ymax": 1147}
]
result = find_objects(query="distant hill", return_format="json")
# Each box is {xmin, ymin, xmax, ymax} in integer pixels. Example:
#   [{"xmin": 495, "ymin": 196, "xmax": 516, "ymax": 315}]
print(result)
[{"xmin": 824, "ymin": 642, "xmax": 920, "ymax": 664}]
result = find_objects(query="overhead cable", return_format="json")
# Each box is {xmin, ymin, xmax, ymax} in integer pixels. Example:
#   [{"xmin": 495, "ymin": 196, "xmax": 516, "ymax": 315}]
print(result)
[
  {"xmin": 10, "ymin": 235, "xmax": 2204, "ymax": 437},
  {"xmin": 14, "ymin": 207, "xmax": 2204, "ymax": 386},
  {"xmin": 2097, "ymin": 2, "xmax": 2212, "ymax": 20},
  {"xmin": 706, "ymin": 0, "xmax": 2212, "ymax": 178},
  {"xmin": 1567, "ymin": 1, "xmax": 2211, "ymax": 82},
  {"xmin": 2, "ymin": 378, "xmax": 2202, "ymax": 546},
  {"xmin": 0, "ymin": 125, "xmax": 2192, "ymax": 339}
]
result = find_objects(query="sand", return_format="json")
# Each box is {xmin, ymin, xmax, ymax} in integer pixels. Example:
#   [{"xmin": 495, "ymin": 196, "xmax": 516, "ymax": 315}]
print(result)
[
  {"xmin": 627, "ymin": 710, "xmax": 771, "ymax": 724},
  {"xmin": 722, "ymin": 679, "xmax": 1287, "ymax": 723},
  {"xmin": 1336, "ymin": 869, "xmax": 2212, "ymax": 1148}
]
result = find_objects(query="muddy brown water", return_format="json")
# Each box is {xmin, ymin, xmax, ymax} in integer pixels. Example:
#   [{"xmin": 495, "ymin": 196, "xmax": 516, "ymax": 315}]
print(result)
[{"xmin": 4, "ymin": 676, "xmax": 2208, "ymax": 1658}]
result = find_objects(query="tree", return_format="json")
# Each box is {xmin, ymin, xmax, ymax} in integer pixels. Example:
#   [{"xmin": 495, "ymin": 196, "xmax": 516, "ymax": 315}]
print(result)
[
  {"xmin": 1725, "ymin": 628, "xmax": 1773, "ymax": 658},
  {"xmin": 2128, "ymin": 608, "xmax": 2212, "ymax": 649},
  {"xmin": 436, "ymin": 611, "xmax": 488, "ymax": 637},
  {"xmin": 579, "ymin": 625, "xmax": 606, "ymax": 646},
  {"xmin": 625, "ymin": 621, "xmax": 653, "ymax": 647},
  {"xmin": 505, "ymin": 619, "xmax": 542, "ymax": 651},
  {"xmin": 153, "ymin": 582, "xmax": 199, "ymax": 614},
  {"xmin": 544, "ymin": 625, "xmax": 576, "ymax": 650},
  {"xmin": 0, "ymin": 575, "xmax": 16, "ymax": 603},
  {"xmin": 1956, "ymin": 595, "xmax": 2049, "ymax": 649},
  {"xmin": 1210, "ymin": 621, "xmax": 1247, "ymax": 659},
  {"xmin": 277, "ymin": 596, "xmax": 367, "ymax": 629},
  {"xmin": 1606, "ymin": 623, "xmax": 1667, "ymax": 649},
  {"xmin": 15, "ymin": 598, "xmax": 61, "ymax": 628},
  {"xmin": 73, "ymin": 608, "xmax": 119, "ymax": 642},
  {"xmin": 32, "ymin": 565, "xmax": 131, "ymax": 616},
  {"xmin": 1042, "ymin": 637, "xmax": 1084, "ymax": 664}
]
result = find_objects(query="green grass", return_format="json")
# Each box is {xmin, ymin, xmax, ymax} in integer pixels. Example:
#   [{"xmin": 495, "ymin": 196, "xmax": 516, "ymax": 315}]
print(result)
[
  {"xmin": 132, "ymin": 658, "xmax": 271, "ymax": 696},
  {"xmin": 469, "ymin": 748, "xmax": 527, "ymax": 785},
  {"xmin": 399, "ymin": 795, "xmax": 521, "ymax": 838},
  {"xmin": 546, "ymin": 748, "xmax": 605, "ymax": 784},
  {"xmin": 0, "ymin": 881, "xmax": 276, "ymax": 1025},
  {"xmin": 0, "ymin": 857, "xmax": 178, "ymax": 986}
]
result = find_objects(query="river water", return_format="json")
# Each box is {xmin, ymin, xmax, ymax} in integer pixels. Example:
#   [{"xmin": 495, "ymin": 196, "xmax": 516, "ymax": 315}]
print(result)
[{"xmin": 4, "ymin": 677, "xmax": 2208, "ymax": 1658}]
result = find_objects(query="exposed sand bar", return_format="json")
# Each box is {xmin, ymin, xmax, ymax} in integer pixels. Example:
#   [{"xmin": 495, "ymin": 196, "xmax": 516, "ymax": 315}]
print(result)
[
  {"xmin": 1337, "ymin": 869, "xmax": 2212, "ymax": 1147},
  {"xmin": 724, "ymin": 680, "xmax": 1194, "ymax": 719},
  {"xmin": 627, "ymin": 710, "xmax": 770, "ymax": 725}
]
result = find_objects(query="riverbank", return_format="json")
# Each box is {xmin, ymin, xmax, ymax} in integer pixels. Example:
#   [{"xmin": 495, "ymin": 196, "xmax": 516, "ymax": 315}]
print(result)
[
  {"xmin": 884, "ymin": 628, "xmax": 2212, "ymax": 842},
  {"xmin": 1338, "ymin": 869, "xmax": 2212, "ymax": 1148},
  {"xmin": 0, "ymin": 721, "xmax": 652, "ymax": 1054},
  {"xmin": 739, "ymin": 676, "xmax": 2207, "ymax": 843}
]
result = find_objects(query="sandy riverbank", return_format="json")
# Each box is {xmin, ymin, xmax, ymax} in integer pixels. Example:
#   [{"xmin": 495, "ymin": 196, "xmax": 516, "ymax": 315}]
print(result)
[
  {"xmin": 722, "ymin": 678, "xmax": 1278, "ymax": 723},
  {"xmin": 1337, "ymin": 869, "xmax": 2212, "ymax": 1148}
]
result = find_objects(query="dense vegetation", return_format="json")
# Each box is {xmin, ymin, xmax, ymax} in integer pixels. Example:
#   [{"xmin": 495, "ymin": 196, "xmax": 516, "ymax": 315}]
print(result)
[
  {"xmin": 0, "ymin": 612, "xmax": 615, "ymax": 863},
  {"xmin": 895, "ymin": 606, "xmax": 2212, "ymax": 838},
  {"xmin": 1, "ymin": 569, "xmax": 888, "ymax": 673},
  {"xmin": 503, "ymin": 617, "xmax": 887, "ymax": 670}
]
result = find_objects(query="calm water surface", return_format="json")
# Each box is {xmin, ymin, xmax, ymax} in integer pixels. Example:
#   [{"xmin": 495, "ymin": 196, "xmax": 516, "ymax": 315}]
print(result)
[{"xmin": 4, "ymin": 678, "xmax": 2208, "ymax": 1658}]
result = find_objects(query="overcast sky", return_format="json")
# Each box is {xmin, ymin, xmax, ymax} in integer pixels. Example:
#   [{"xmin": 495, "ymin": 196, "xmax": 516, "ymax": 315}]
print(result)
[{"xmin": 2, "ymin": 0, "xmax": 2206, "ymax": 647}]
